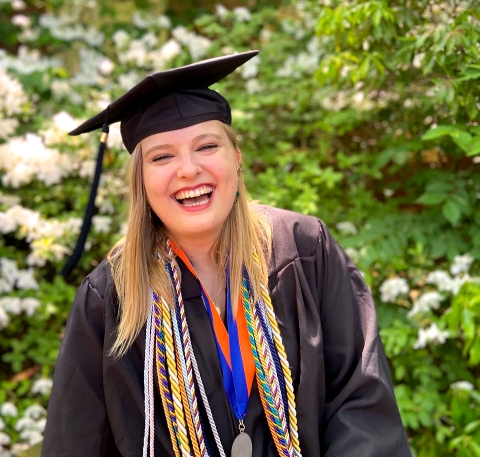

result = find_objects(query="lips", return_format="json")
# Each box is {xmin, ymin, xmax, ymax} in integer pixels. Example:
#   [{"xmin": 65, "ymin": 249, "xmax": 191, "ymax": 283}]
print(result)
[{"xmin": 173, "ymin": 185, "xmax": 214, "ymax": 207}]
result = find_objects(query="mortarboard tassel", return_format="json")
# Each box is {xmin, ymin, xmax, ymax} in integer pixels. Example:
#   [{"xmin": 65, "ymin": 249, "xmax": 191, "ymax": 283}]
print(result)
[{"xmin": 61, "ymin": 121, "xmax": 109, "ymax": 277}]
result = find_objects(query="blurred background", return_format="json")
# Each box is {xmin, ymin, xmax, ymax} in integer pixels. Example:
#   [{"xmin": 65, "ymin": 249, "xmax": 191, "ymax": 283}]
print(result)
[{"xmin": 0, "ymin": 0, "xmax": 479, "ymax": 455}]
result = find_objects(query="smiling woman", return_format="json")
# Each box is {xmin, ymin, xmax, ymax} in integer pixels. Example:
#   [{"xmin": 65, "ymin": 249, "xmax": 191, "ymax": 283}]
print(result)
[{"xmin": 41, "ymin": 52, "xmax": 412, "ymax": 457}]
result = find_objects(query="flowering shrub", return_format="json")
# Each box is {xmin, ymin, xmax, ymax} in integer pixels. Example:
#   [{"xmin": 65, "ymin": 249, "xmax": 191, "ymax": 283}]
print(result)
[
  {"xmin": 378, "ymin": 257, "xmax": 480, "ymax": 455},
  {"xmin": 0, "ymin": 0, "xmax": 479, "ymax": 456}
]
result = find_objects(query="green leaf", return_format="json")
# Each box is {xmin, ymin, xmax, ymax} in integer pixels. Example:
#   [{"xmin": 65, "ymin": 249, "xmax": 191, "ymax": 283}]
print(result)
[
  {"xmin": 457, "ymin": 66, "xmax": 480, "ymax": 81},
  {"xmin": 462, "ymin": 308, "xmax": 475, "ymax": 339},
  {"xmin": 450, "ymin": 130, "xmax": 473, "ymax": 153},
  {"xmin": 464, "ymin": 420, "xmax": 480, "ymax": 434},
  {"xmin": 442, "ymin": 199, "xmax": 462, "ymax": 226},
  {"xmin": 422, "ymin": 125, "xmax": 459, "ymax": 140},
  {"xmin": 417, "ymin": 193, "xmax": 447, "ymax": 205},
  {"xmin": 467, "ymin": 138, "xmax": 480, "ymax": 157}
]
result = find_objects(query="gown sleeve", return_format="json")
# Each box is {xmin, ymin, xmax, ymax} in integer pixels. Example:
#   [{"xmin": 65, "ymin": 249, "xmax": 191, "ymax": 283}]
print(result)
[
  {"xmin": 316, "ymin": 222, "xmax": 411, "ymax": 456},
  {"xmin": 41, "ymin": 275, "xmax": 120, "ymax": 457}
]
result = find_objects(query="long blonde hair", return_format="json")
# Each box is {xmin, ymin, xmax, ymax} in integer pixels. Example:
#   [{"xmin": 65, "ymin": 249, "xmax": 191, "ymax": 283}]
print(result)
[{"xmin": 108, "ymin": 123, "xmax": 272, "ymax": 357}]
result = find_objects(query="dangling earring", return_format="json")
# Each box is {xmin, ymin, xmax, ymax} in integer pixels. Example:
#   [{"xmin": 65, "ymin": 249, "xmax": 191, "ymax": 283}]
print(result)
[
  {"xmin": 236, "ymin": 164, "xmax": 242, "ymax": 176},
  {"xmin": 234, "ymin": 191, "xmax": 240, "ymax": 203}
]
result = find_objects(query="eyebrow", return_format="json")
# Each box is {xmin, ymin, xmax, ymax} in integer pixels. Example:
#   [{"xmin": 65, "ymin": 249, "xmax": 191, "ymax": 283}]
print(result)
[{"xmin": 143, "ymin": 132, "xmax": 223, "ymax": 157}]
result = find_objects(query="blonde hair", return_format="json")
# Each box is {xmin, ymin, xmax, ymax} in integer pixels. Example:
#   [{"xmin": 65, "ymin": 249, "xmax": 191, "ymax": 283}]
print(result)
[{"xmin": 108, "ymin": 123, "xmax": 271, "ymax": 357}]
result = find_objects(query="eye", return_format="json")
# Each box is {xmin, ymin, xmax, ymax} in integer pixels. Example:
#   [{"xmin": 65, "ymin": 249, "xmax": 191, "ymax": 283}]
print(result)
[
  {"xmin": 197, "ymin": 143, "xmax": 218, "ymax": 152},
  {"xmin": 152, "ymin": 153, "xmax": 173, "ymax": 163}
]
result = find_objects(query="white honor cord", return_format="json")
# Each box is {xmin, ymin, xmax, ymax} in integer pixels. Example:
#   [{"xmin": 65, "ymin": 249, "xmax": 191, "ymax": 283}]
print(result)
[
  {"xmin": 143, "ymin": 294, "xmax": 155, "ymax": 457},
  {"xmin": 148, "ymin": 306, "xmax": 155, "ymax": 457}
]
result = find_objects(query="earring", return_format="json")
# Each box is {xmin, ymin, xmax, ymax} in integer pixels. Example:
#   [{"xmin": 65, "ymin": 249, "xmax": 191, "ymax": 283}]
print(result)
[
  {"xmin": 234, "ymin": 191, "xmax": 240, "ymax": 203},
  {"xmin": 236, "ymin": 165, "xmax": 242, "ymax": 176}
]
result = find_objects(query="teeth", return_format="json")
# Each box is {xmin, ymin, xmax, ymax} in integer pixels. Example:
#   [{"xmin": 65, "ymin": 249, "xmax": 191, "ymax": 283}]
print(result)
[{"xmin": 175, "ymin": 185, "xmax": 213, "ymax": 201}]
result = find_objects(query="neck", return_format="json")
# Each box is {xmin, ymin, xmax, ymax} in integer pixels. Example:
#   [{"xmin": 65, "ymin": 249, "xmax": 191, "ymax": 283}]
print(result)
[
  {"xmin": 170, "ymin": 235, "xmax": 215, "ymax": 270},
  {"xmin": 169, "ymin": 233, "xmax": 226, "ymax": 319}
]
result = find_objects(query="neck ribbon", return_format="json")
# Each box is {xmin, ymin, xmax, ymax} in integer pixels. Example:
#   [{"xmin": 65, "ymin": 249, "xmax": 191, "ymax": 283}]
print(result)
[{"xmin": 170, "ymin": 240, "xmax": 255, "ymax": 421}]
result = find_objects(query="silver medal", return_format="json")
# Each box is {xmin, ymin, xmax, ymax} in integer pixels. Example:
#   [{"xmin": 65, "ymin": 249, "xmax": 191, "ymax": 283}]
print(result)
[{"xmin": 231, "ymin": 432, "xmax": 252, "ymax": 457}]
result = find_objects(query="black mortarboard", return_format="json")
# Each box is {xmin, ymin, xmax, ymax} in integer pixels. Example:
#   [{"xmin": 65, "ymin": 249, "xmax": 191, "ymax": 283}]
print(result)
[
  {"xmin": 61, "ymin": 50, "xmax": 258, "ymax": 277},
  {"xmin": 69, "ymin": 50, "xmax": 259, "ymax": 153}
]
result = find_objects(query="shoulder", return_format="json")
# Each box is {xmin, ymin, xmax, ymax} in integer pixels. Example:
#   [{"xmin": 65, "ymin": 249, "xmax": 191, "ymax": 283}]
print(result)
[
  {"xmin": 255, "ymin": 205, "xmax": 327, "ymax": 274},
  {"xmin": 67, "ymin": 258, "xmax": 118, "ymax": 335},
  {"xmin": 82, "ymin": 258, "xmax": 114, "ymax": 300}
]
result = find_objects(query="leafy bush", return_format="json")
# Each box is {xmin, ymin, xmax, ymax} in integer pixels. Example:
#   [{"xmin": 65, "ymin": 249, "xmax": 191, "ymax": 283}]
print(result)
[{"xmin": 0, "ymin": 0, "xmax": 479, "ymax": 455}]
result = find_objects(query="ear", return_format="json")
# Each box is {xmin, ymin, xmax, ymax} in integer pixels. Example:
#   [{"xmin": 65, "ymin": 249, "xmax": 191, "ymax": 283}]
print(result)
[{"xmin": 236, "ymin": 148, "xmax": 242, "ymax": 165}]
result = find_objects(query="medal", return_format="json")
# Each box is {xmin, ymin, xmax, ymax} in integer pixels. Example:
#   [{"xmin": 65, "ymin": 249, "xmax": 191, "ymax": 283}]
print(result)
[{"xmin": 231, "ymin": 421, "xmax": 252, "ymax": 457}]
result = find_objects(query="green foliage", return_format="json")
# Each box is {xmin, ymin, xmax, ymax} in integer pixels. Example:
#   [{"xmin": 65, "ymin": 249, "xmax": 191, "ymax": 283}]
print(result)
[{"xmin": 0, "ymin": 0, "xmax": 479, "ymax": 455}]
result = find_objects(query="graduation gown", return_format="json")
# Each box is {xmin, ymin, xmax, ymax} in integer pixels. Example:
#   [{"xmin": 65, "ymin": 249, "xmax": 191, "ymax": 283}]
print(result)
[{"xmin": 42, "ymin": 206, "xmax": 412, "ymax": 456}]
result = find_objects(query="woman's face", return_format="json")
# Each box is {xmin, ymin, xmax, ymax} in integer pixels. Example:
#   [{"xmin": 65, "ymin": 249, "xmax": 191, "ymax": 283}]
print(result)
[{"xmin": 141, "ymin": 120, "xmax": 241, "ymax": 244}]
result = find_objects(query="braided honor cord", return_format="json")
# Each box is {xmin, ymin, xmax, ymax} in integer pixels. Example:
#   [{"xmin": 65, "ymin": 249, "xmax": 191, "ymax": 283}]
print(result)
[
  {"xmin": 147, "ymin": 242, "xmax": 301, "ymax": 457},
  {"xmin": 252, "ymin": 250, "xmax": 301, "ymax": 456}
]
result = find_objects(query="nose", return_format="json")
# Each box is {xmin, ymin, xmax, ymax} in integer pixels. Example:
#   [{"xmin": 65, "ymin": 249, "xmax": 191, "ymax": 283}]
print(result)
[{"xmin": 177, "ymin": 153, "xmax": 201, "ymax": 179}]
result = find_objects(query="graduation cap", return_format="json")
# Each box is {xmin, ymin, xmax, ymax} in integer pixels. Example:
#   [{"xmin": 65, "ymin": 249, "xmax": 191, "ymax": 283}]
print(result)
[{"xmin": 61, "ymin": 50, "xmax": 259, "ymax": 277}]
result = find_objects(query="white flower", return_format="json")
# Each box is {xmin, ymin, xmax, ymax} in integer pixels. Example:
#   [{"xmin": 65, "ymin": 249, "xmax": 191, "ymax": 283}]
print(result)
[
  {"xmin": 78, "ymin": 159, "xmax": 95, "ymax": 179},
  {"xmin": 0, "ymin": 258, "xmax": 18, "ymax": 286},
  {"xmin": 0, "ymin": 307, "xmax": 9, "ymax": 329},
  {"xmin": 34, "ymin": 417, "xmax": 46, "ymax": 433},
  {"xmin": 31, "ymin": 378, "xmax": 53, "ymax": 395},
  {"xmin": 450, "ymin": 274, "xmax": 472, "ymax": 295},
  {"xmin": 112, "ymin": 29, "xmax": 130, "ymax": 48},
  {"xmin": 132, "ymin": 11, "xmax": 149, "ymax": 28},
  {"xmin": 335, "ymin": 221, "xmax": 358, "ymax": 235},
  {"xmin": 159, "ymin": 39, "xmax": 181, "ymax": 62},
  {"xmin": 0, "ymin": 69, "xmax": 28, "ymax": 140},
  {"xmin": 379, "ymin": 277, "xmax": 409, "ymax": 303},
  {"xmin": 157, "ymin": 15, "xmax": 171, "ymax": 29},
  {"xmin": 12, "ymin": 14, "xmax": 31, "ymax": 28},
  {"xmin": 118, "ymin": 71, "xmax": 141, "ymax": 91},
  {"xmin": 12, "ymin": 0, "xmax": 27, "ymax": 10},
  {"xmin": 427, "ymin": 270, "xmax": 453, "ymax": 291},
  {"xmin": 11, "ymin": 443, "xmax": 29, "ymax": 455},
  {"xmin": 0, "ymin": 402, "xmax": 17, "ymax": 417},
  {"xmin": 15, "ymin": 417, "xmax": 34, "ymax": 432},
  {"xmin": 245, "ymin": 79, "xmax": 262, "ymax": 94},
  {"xmin": 23, "ymin": 404, "xmax": 46, "ymax": 420},
  {"xmin": 19, "ymin": 429, "xmax": 43, "ymax": 446},
  {"xmin": 233, "ymin": 7, "xmax": 251, "ymax": 22},
  {"xmin": 413, "ymin": 323, "xmax": 449, "ymax": 349},
  {"xmin": 21, "ymin": 298, "xmax": 40, "ymax": 316},
  {"xmin": 0, "ymin": 193, "xmax": 21, "ymax": 208},
  {"xmin": 0, "ymin": 118, "xmax": 19, "ymax": 140},
  {"xmin": 0, "ymin": 134, "xmax": 72, "ymax": 188},
  {"xmin": 215, "ymin": 4, "xmax": 229, "ymax": 19},
  {"xmin": 450, "ymin": 381, "xmax": 474, "ymax": 391},
  {"xmin": 0, "ymin": 418, "xmax": 3, "ymax": 430},
  {"xmin": 241, "ymin": 55, "xmax": 260, "ymax": 79},
  {"xmin": 187, "ymin": 36, "xmax": 211, "ymax": 61},
  {"xmin": 15, "ymin": 268, "xmax": 38, "ymax": 290},
  {"xmin": 408, "ymin": 291, "xmax": 443, "ymax": 317},
  {"xmin": 98, "ymin": 58, "xmax": 114, "ymax": 76},
  {"xmin": 0, "ymin": 432, "xmax": 10, "ymax": 446},
  {"xmin": 50, "ymin": 79, "xmax": 71, "ymax": 99},
  {"xmin": 172, "ymin": 26, "xmax": 190, "ymax": 43},
  {"xmin": 0, "ymin": 297, "xmax": 22, "ymax": 315},
  {"xmin": 92, "ymin": 215, "xmax": 112, "ymax": 234},
  {"xmin": 106, "ymin": 123, "xmax": 125, "ymax": 151},
  {"xmin": 53, "ymin": 111, "xmax": 77, "ymax": 133},
  {"xmin": 413, "ymin": 52, "xmax": 426, "ymax": 68},
  {"xmin": 450, "ymin": 254, "xmax": 474, "ymax": 276}
]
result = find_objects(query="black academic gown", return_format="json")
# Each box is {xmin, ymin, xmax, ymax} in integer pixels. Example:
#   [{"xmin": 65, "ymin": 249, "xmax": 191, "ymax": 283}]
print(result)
[{"xmin": 42, "ymin": 206, "xmax": 412, "ymax": 457}]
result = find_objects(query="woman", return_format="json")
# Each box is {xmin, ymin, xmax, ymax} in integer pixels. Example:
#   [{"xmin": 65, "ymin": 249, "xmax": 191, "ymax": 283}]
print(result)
[{"xmin": 42, "ymin": 51, "xmax": 412, "ymax": 457}]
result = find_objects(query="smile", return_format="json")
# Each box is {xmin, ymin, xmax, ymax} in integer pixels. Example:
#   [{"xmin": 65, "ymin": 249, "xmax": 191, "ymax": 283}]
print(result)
[{"xmin": 173, "ymin": 185, "xmax": 215, "ymax": 207}]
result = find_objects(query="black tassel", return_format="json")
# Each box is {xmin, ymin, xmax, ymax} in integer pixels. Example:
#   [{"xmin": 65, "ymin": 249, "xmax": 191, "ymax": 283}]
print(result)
[{"xmin": 61, "ymin": 122, "xmax": 109, "ymax": 277}]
